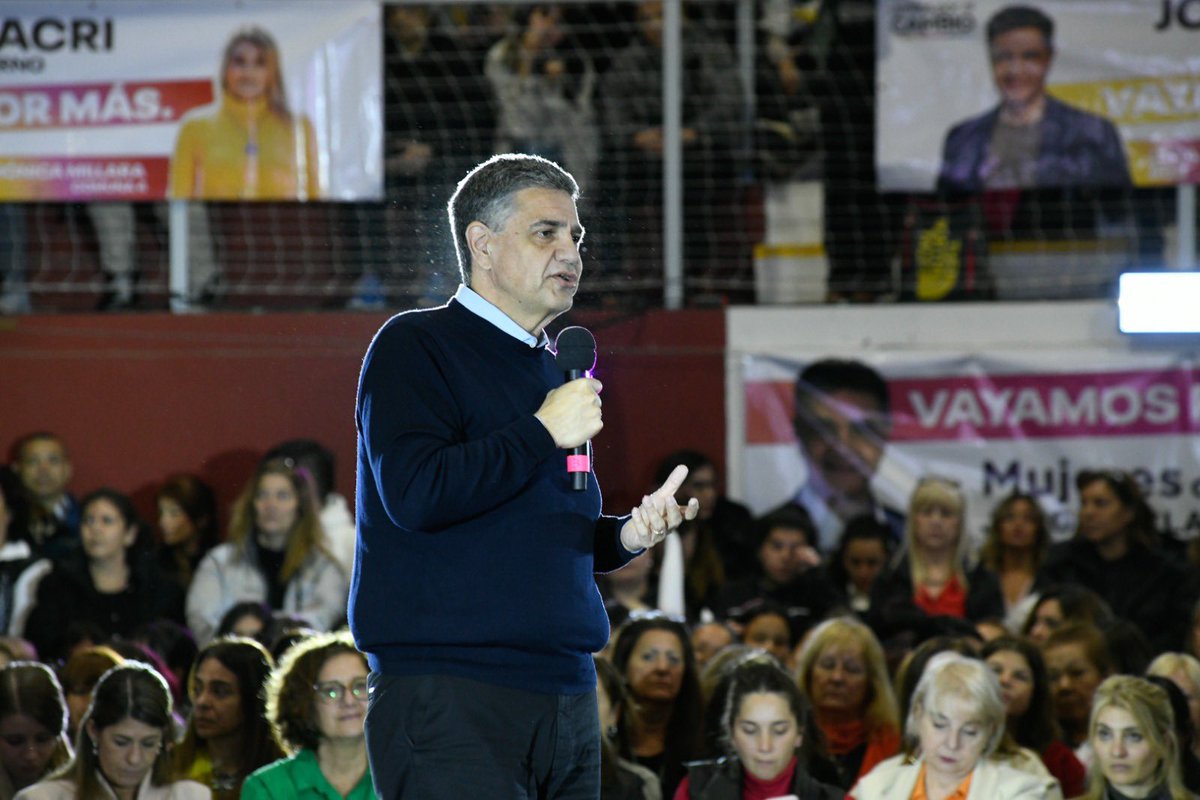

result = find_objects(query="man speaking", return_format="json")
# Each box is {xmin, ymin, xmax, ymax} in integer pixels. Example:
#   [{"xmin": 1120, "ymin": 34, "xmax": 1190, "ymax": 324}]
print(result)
[{"xmin": 351, "ymin": 153, "xmax": 698, "ymax": 798}]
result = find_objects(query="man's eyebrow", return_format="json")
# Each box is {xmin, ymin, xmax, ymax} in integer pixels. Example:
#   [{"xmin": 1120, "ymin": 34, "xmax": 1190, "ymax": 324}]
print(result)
[{"xmin": 529, "ymin": 219, "xmax": 585, "ymax": 238}]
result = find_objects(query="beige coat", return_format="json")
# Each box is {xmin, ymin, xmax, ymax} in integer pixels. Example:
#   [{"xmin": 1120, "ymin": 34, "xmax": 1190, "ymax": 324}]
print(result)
[{"xmin": 850, "ymin": 754, "xmax": 1059, "ymax": 800}]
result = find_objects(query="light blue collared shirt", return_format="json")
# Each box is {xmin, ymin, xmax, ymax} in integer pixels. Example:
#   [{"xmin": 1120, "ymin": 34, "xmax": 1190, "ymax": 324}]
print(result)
[{"xmin": 453, "ymin": 284, "xmax": 548, "ymax": 348}]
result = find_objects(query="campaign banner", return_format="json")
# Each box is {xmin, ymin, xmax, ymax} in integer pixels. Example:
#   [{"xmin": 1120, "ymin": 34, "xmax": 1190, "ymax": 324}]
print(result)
[
  {"xmin": 738, "ymin": 351, "xmax": 1200, "ymax": 550},
  {"xmin": 877, "ymin": 0, "xmax": 1200, "ymax": 190},
  {"xmin": 0, "ymin": 0, "xmax": 382, "ymax": 200}
]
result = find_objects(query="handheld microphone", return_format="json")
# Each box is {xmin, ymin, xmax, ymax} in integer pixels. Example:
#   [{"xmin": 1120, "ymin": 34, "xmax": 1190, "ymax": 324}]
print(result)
[{"xmin": 554, "ymin": 326, "xmax": 597, "ymax": 491}]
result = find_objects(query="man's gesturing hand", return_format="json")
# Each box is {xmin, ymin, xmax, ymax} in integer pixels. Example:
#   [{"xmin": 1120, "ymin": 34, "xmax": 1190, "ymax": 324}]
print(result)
[
  {"xmin": 620, "ymin": 464, "xmax": 701, "ymax": 552},
  {"xmin": 535, "ymin": 378, "xmax": 603, "ymax": 449}
]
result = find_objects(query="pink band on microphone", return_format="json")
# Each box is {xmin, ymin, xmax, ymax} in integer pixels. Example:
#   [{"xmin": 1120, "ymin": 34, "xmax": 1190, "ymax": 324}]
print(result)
[{"xmin": 567, "ymin": 455, "xmax": 591, "ymax": 473}]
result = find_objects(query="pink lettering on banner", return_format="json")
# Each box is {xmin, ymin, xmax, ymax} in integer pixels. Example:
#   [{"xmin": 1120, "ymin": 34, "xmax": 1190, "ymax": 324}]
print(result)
[
  {"xmin": 744, "ymin": 367, "xmax": 1200, "ymax": 445},
  {"xmin": 0, "ymin": 79, "xmax": 213, "ymax": 131},
  {"xmin": 0, "ymin": 156, "xmax": 169, "ymax": 199}
]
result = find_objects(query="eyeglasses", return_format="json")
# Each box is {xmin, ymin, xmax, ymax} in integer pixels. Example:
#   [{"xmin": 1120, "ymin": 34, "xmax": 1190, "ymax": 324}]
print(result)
[{"xmin": 313, "ymin": 678, "xmax": 369, "ymax": 704}]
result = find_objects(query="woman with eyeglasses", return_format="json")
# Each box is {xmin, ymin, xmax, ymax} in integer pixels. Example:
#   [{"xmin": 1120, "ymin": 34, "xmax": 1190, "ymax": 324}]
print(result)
[
  {"xmin": 241, "ymin": 630, "xmax": 372, "ymax": 799},
  {"xmin": 0, "ymin": 663, "xmax": 71, "ymax": 799},
  {"xmin": 1039, "ymin": 469, "xmax": 1194, "ymax": 653},
  {"xmin": 869, "ymin": 477, "xmax": 1004, "ymax": 646},
  {"xmin": 15, "ymin": 663, "xmax": 208, "ymax": 800},
  {"xmin": 172, "ymin": 638, "xmax": 283, "ymax": 800}
]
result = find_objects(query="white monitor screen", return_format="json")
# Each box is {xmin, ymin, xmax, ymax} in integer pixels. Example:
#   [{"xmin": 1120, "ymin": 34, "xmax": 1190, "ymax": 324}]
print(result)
[{"xmin": 1118, "ymin": 272, "xmax": 1200, "ymax": 334}]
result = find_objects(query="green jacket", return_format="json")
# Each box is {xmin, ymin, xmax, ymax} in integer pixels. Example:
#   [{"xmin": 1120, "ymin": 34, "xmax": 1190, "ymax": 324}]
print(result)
[{"xmin": 241, "ymin": 749, "xmax": 373, "ymax": 800}]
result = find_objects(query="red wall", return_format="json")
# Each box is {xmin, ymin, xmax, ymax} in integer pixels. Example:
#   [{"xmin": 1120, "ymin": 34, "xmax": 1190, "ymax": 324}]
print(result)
[{"xmin": 0, "ymin": 308, "xmax": 726, "ymax": 530}]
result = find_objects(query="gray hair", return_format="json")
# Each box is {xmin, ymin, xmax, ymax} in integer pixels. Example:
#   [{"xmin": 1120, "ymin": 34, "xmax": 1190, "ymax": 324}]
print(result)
[
  {"xmin": 907, "ymin": 653, "xmax": 1006, "ymax": 758},
  {"xmin": 447, "ymin": 153, "xmax": 579, "ymax": 283}
]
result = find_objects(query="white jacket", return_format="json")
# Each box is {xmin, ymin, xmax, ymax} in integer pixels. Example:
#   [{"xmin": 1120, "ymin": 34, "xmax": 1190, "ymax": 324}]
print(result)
[
  {"xmin": 16, "ymin": 775, "xmax": 210, "ymax": 799},
  {"xmin": 850, "ymin": 754, "xmax": 1059, "ymax": 800},
  {"xmin": 185, "ymin": 541, "xmax": 348, "ymax": 645}
]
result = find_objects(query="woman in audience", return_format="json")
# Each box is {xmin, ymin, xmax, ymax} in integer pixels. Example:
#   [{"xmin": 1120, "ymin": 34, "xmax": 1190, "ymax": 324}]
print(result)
[
  {"xmin": 1081, "ymin": 675, "xmax": 1191, "ymax": 800},
  {"xmin": 1042, "ymin": 622, "xmax": 1114, "ymax": 764},
  {"xmin": 26, "ymin": 489, "xmax": 185, "ymax": 663},
  {"xmin": 610, "ymin": 614, "xmax": 704, "ymax": 798},
  {"xmin": 1021, "ymin": 584, "xmax": 1112, "ymax": 646},
  {"xmin": 0, "ymin": 663, "xmax": 71, "ymax": 798},
  {"xmin": 172, "ymin": 638, "xmax": 282, "ymax": 799},
  {"xmin": 982, "ymin": 635, "xmax": 1087, "ymax": 797},
  {"xmin": 980, "ymin": 492, "xmax": 1051, "ymax": 632},
  {"xmin": 595, "ymin": 655, "xmax": 661, "ymax": 800},
  {"xmin": 795, "ymin": 616, "xmax": 901, "ymax": 790},
  {"xmin": 241, "ymin": 631, "xmax": 371, "ymax": 799},
  {"xmin": 15, "ymin": 662, "xmax": 208, "ymax": 800},
  {"xmin": 186, "ymin": 459, "xmax": 347, "ymax": 645},
  {"xmin": 170, "ymin": 27, "xmax": 319, "ymax": 200},
  {"xmin": 738, "ymin": 604, "xmax": 793, "ymax": 668},
  {"xmin": 870, "ymin": 477, "xmax": 1004, "ymax": 645},
  {"xmin": 1147, "ymin": 652, "xmax": 1200, "ymax": 762},
  {"xmin": 1039, "ymin": 468, "xmax": 1195, "ymax": 653},
  {"xmin": 156, "ymin": 474, "xmax": 219, "ymax": 592},
  {"xmin": 825, "ymin": 514, "xmax": 892, "ymax": 617},
  {"xmin": 850, "ymin": 653, "xmax": 1058, "ymax": 799},
  {"xmin": 674, "ymin": 655, "xmax": 842, "ymax": 799},
  {"xmin": 214, "ymin": 602, "xmax": 273, "ymax": 645},
  {"xmin": 58, "ymin": 646, "xmax": 124, "ymax": 742},
  {"xmin": 0, "ymin": 472, "xmax": 38, "ymax": 638}
]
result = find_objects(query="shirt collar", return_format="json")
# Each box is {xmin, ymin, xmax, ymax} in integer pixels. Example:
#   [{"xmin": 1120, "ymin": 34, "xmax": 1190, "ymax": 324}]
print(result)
[{"xmin": 454, "ymin": 284, "xmax": 547, "ymax": 348}]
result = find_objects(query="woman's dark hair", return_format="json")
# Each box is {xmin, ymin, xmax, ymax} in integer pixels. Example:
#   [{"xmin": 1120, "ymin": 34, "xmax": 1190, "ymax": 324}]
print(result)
[
  {"xmin": 595, "ymin": 655, "xmax": 642, "ymax": 783},
  {"xmin": 981, "ymin": 636, "xmax": 1060, "ymax": 751},
  {"xmin": 156, "ymin": 474, "xmax": 219, "ymax": 553},
  {"xmin": 264, "ymin": 630, "xmax": 364, "ymax": 754},
  {"xmin": 610, "ymin": 614, "xmax": 704, "ymax": 789},
  {"xmin": 60, "ymin": 663, "xmax": 176, "ymax": 795},
  {"xmin": 720, "ymin": 655, "xmax": 811, "ymax": 760},
  {"xmin": 1021, "ymin": 584, "xmax": 1113, "ymax": 638},
  {"xmin": 216, "ymin": 601, "xmax": 274, "ymax": 645},
  {"xmin": 1145, "ymin": 675, "xmax": 1195, "ymax": 757},
  {"xmin": 79, "ymin": 488, "xmax": 145, "ymax": 555},
  {"xmin": 980, "ymin": 492, "xmax": 1050, "ymax": 572},
  {"xmin": 1074, "ymin": 469, "xmax": 1159, "ymax": 549},
  {"xmin": 133, "ymin": 620, "xmax": 198, "ymax": 707},
  {"xmin": 0, "ymin": 662, "xmax": 71, "ymax": 775},
  {"xmin": 828, "ymin": 514, "xmax": 893, "ymax": 589},
  {"xmin": 172, "ymin": 637, "xmax": 283, "ymax": 790}
]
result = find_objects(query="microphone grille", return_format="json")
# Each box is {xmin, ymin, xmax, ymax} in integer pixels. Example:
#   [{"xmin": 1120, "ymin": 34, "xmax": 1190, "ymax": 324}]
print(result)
[{"xmin": 554, "ymin": 326, "xmax": 596, "ymax": 372}]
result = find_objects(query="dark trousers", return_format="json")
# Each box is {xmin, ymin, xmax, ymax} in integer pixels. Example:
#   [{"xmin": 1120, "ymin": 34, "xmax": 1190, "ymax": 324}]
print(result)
[{"xmin": 365, "ymin": 672, "xmax": 601, "ymax": 799}]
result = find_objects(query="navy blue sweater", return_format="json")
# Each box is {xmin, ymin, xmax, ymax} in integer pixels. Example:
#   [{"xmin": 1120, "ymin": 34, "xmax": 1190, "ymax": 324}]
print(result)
[{"xmin": 350, "ymin": 300, "xmax": 634, "ymax": 694}]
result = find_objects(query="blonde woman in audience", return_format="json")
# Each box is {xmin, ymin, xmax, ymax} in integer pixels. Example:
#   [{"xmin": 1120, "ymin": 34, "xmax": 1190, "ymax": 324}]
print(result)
[
  {"xmin": 795, "ymin": 616, "xmax": 902, "ymax": 791},
  {"xmin": 242, "ymin": 630, "xmax": 371, "ymax": 799},
  {"xmin": 1147, "ymin": 652, "xmax": 1200, "ymax": 763},
  {"xmin": 851, "ymin": 653, "xmax": 1058, "ymax": 799},
  {"xmin": 980, "ymin": 492, "xmax": 1051, "ymax": 632},
  {"xmin": 0, "ymin": 663, "xmax": 71, "ymax": 799},
  {"xmin": 870, "ymin": 477, "xmax": 1004, "ymax": 644},
  {"xmin": 186, "ymin": 459, "xmax": 346, "ymax": 645},
  {"xmin": 1081, "ymin": 675, "xmax": 1192, "ymax": 800},
  {"xmin": 15, "ymin": 663, "xmax": 208, "ymax": 800},
  {"xmin": 171, "ymin": 638, "xmax": 282, "ymax": 800}
]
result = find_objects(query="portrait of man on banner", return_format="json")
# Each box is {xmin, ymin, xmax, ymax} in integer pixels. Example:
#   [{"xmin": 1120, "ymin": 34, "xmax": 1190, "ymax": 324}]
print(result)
[{"xmin": 936, "ymin": 4, "xmax": 1130, "ymax": 192}]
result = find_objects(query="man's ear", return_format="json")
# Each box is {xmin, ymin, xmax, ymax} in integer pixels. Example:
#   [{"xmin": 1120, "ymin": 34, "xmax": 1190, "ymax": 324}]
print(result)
[{"xmin": 466, "ymin": 221, "xmax": 491, "ymax": 272}]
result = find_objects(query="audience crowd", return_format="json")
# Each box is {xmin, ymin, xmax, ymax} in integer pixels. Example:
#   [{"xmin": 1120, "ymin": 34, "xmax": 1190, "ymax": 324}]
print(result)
[{"xmin": 1, "ymin": 425, "xmax": 1199, "ymax": 799}]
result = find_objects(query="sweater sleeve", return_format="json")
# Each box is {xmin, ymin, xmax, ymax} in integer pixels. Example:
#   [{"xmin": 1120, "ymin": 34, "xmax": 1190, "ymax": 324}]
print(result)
[{"xmin": 358, "ymin": 320, "xmax": 560, "ymax": 532}]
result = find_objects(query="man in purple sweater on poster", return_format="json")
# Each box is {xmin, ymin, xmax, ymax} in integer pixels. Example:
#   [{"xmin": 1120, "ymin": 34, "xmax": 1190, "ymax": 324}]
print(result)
[{"xmin": 351, "ymin": 153, "xmax": 698, "ymax": 798}]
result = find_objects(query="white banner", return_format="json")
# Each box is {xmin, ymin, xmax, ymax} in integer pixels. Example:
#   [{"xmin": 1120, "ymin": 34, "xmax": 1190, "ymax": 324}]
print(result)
[
  {"xmin": 877, "ymin": 0, "xmax": 1200, "ymax": 190},
  {"xmin": 0, "ymin": 0, "xmax": 382, "ymax": 200},
  {"xmin": 739, "ymin": 351, "xmax": 1200, "ymax": 551}
]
